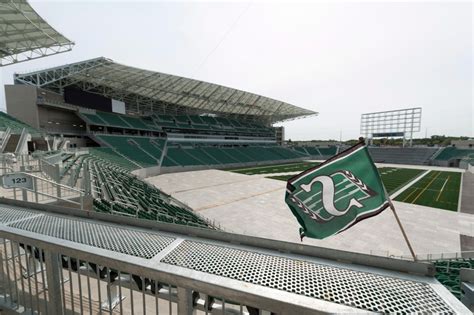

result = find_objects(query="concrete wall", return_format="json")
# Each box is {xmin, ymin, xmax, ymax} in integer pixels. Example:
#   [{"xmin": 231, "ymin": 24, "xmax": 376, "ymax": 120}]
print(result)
[
  {"xmin": 61, "ymin": 136, "xmax": 90, "ymax": 148},
  {"xmin": 5, "ymin": 85, "xmax": 39, "ymax": 128},
  {"xmin": 451, "ymin": 140, "xmax": 474, "ymax": 149},
  {"xmin": 38, "ymin": 106, "xmax": 86, "ymax": 134}
]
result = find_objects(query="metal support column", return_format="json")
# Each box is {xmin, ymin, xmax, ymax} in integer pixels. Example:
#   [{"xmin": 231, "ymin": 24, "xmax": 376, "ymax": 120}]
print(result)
[
  {"xmin": 44, "ymin": 252, "xmax": 63, "ymax": 315},
  {"xmin": 177, "ymin": 287, "xmax": 193, "ymax": 315}
]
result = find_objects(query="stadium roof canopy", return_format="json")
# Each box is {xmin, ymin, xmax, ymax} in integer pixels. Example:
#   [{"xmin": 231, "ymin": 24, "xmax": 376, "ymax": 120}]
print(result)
[
  {"xmin": 0, "ymin": 0, "xmax": 74, "ymax": 66},
  {"xmin": 14, "ymin": 57, "xmax": 317, "ymax": 124}
]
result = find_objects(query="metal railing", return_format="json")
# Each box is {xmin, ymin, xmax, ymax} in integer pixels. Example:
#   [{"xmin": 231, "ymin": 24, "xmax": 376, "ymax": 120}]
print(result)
[
  {"xmin": 0, "ymin": 127, "xmax": 12, "ymax": 153},
  {"xmin": 1, "ymin": 172, "xmax": 85, "ymax": 209},
  {"xmin": 397, "ymin": 251, "xmax": 474, "ymax": 262},
  {"xmin": 0, "ymin": 215, "xmax": 346, "ymax": 314},
  {"xmin": 0, "ymin": 199, "xmax": 469, "ymax": 315},
  {"xmin": 39, "ymin": 159, "xmax": 60, "ymax": 182},
  {"xmin": 14, "ymin": 128, "xmax": 28, "ymax": 155}
]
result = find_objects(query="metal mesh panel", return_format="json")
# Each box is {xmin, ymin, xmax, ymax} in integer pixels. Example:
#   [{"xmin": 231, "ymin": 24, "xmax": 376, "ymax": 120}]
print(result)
[
  {"xmin": 162, "ymin": 241, "xmax": 454, "ymax": 313},
  {"xmin": 8, "ymin": 215, "xmax": 174, "ymax": 259},
  {"xmin": 0, "ymin": 205, "xmax": 40, "ymax": 224}
]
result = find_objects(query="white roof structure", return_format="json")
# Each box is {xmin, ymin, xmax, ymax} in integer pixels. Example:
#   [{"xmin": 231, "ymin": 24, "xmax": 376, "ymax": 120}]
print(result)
[
  {"xmin": 14, "ymin": 57, "xmax": 317, "ymax": 124},
  {"xmin": 0, "ymin": 0, "xmax": 74, "ymax": 66}
]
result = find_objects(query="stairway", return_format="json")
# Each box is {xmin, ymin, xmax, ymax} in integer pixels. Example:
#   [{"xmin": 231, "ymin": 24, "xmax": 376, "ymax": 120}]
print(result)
[{"xmin": 3, "ymin": 134, "xmax": 19, "ymax": 153}]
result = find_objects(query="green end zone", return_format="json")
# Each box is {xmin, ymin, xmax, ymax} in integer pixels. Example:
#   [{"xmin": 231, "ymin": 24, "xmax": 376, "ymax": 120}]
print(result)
[
  {"xmin": 377, "ymin": 167, "xmax": 425, "ymax": 194},
  {"xmin": 269, "ymin": 167, "xmax": 425, "ymax": 194},
  {"xmin": 394, "ymin": 171, "xmax": 461, "ymax": 211}
]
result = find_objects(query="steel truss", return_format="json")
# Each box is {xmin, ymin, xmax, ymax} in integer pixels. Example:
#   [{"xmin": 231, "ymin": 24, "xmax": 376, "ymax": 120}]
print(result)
[
  {"xmin": 14, "ymin": 57, "xmax": 317, "ymax": 124},
  {"xmin": 0, "ymin": 0, "xmax": 74, "ymax": 66}
]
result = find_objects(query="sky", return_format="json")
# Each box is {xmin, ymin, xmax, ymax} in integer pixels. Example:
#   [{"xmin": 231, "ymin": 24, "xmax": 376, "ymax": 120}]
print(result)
[{"xmin": 0, "ymin": 0, "xmax": 472, "ymax": 140}]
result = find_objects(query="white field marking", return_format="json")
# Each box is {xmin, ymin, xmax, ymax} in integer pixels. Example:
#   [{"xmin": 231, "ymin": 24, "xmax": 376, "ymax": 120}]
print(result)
[
  {"xmin": 412, "ymin": 171, "xmax": 442, "ymax": 204},
  {"xmin": 390, "ymin": 169, "xmax": 431, "ymax": 199},
  {"xmin": 310, "ymin": 186, "xmax": 361, "ymax": 213},
  {"xmin": 436, "ymin": 176, "xmax": 449, "ymax": 202}
]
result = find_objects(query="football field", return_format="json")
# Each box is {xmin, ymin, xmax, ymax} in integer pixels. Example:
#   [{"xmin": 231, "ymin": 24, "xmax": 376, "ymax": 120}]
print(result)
[
  {"xmin": 394, "ymin": 171, "xmax": 461, "ymax": 211},
  {"xmin": 269, "ymin": 167, "xmax": 425, "ymax": 194},
  {"xmin": 230, "ymin": 163, "xmax": 462, "ymax": 211},
  {"xmin": 377, "ymin": 167, "xmax": 425, "ymax": 194}
]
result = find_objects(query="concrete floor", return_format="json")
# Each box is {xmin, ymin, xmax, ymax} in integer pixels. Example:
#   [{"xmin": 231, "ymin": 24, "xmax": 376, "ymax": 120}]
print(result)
[
  {"xmin": 461, "ymin": 172, "xmax": 474, "ymax": 214},
  {"xmin": 146, "ymin": 168, "xmax": 474, "ymax": 258}
]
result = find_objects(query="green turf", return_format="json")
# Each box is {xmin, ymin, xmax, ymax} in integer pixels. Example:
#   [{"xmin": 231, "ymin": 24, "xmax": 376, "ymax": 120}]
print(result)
[
  {"xmin": 269, "ymin": 167, "xmax": 425, "ymax": 194},
  {"xmin": 394, "ymin": 170, "xmax": 461, "ymax": 211},
  {"xmin": 377, "ymin": 167, "xmax": 425, "ymax": 194},
  {"xmin": 229, "ymin": 162, "xmax": 320, "ymax": 175}
]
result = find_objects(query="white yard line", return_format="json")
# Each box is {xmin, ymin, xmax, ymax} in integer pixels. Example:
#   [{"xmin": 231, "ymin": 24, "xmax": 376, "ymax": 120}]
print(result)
[
  {"xmin": 458, "ymin": 172, "xmax": 464, "ymax": 212},
  {"xmin": 436, "ymin": 177, "xmax": 449, "ymax": 202},
  {"xmin": 390, "ymin": 169, "xmax": 431, "ymax": 199}
]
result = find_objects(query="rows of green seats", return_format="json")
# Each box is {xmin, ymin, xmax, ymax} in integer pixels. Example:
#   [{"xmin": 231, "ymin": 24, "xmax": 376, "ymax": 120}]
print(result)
[
  {"xmin": 190, "ymin": 147, "xmax": 222, "ymax": 164},
  {"xmin": 88, "ymin": 147, "xmax": 137, "ymax": 169},
  {"xmin": 318, "ymin": 147, "xmax": 337, "ymax": 157},
  {"xmin": 95, "ymin": 112, "xmax": 130, "ymax": 128},
  {"xmin": 81, "ymin": 113, "xmax": 107, "ymax": 125},
  {"xmin": 200, "ymin": 147, "xmax": 239, "ymax": 164},
  {"xmin": 66, "ymin": 155, "xmax": 86, "ymax": 186},
  {"xmin": 304, "ymin": 147, "xmax": 321, "ymax": 156},
  {"xmin": 293, "ymin": 147, "xmax": 309, "ymax": 155},
  {"xmin": 221, "ymin": 147, "xmax": 254, "ymax": 163},
  {"xmin": 61, "ymin": 155, "xmax": 79, "ymax": 178},
  {"xmin": 435, "ymin": 147, "xmax": 474, "ymax": 161},
  {"xmin": 153, "ymin": 114, "xmax": 274, "ymax": 136},
  {"xmin": 84, "ymin": 155, "xmax": 211, "ymax": 228},
  {"xmin": 236, "ymin": 146, "xmax": 281, "ymax": 161},
  {"xmin": 164, "ymin": 147, "xmax": 202, "ymax": 166},
  {"xmin": 132, "ymin": 137, "xmax": 165, "ymax": 158},
  {"xmin": 268, "ymin": 147, "xmax": 306, "ymax": 159},
  {"xmin": 434, "ymin": 258, "xmax": 474, "ymax": 299},
  {"xmin": 162, "ymin": 145, "xmax": 309, "ymax": 167},
  {"xmin": 97, "ymin": 135, "xmax": 159, "ymax": 167},
  {"xmin": 0, "ymin": 111, "xmax": 38, "ymax": 134},
  {"xmin": 120, "ymin": 115, "xmax": 155, "ymax": 130},
  {"xmin": 80, "ymin": 111, "xmax": 158, "ymax": 131},
  {"xmin": 78, "ymin": 110, "xmax": 274, "ymax": 136}
]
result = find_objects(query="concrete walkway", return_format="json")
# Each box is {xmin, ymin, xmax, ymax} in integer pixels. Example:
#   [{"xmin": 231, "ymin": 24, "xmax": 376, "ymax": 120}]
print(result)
[
  {"xmin": 461, "ymin": 172, "xmax": 474, "ymax": 214},
  {"xmin": 146, "ymin": 169, "xmax": 473, "ymax": 257}
]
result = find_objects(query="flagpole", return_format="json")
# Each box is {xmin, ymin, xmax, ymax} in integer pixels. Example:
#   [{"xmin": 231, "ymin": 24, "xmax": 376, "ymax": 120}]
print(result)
[{"xmin": 387, "ymin": 198, "xmax": 417, "ymax": 261}]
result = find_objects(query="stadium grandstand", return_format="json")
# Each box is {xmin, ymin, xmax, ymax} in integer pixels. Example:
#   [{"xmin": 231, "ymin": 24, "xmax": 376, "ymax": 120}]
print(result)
[
  {"xmin": 0, "ymin": 7, "xmax": 472, "ymax": 313},
  {"xmin": 5, "ymin": 57, "xmax": 317, "ymax": 174},
  {"xmin": 0, "ymin": 0, "xmax": 74, "ymax": 66}
]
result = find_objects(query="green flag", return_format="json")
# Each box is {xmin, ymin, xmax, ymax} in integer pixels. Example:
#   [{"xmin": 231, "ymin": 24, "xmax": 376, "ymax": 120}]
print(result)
[{"xmin": 285, "ymin": 142, "xmax": 389, "ymax": 240}]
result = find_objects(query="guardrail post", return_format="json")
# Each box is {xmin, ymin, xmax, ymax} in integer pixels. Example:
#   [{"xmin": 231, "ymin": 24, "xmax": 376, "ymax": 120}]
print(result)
[
  {"xmin": 44, "ymin": 251, "xmax": 63, "ymax": 315},
  {"xmin": 177, "ymin": 287, "xmax": 193, "ymax": 315},
  {"xmin": 21, "ymin": 188, "xmax": 28, "ymax": 202},
  {"xmin": 56, "ymin": 180, "xmax": 61, "ymax": 199},
  {"xmin": 33, "ymin": 177, "xmax": 38, "ymax": 203}
]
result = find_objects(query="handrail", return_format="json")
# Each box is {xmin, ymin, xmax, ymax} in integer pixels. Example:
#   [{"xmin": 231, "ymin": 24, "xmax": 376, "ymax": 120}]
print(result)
[
  {"xmin": 1, "ymin": 171, "xmax": 84, "ymax": 209},
  {"xmin": 0, "ymin": 199, "xmax": 470, "ymax": 314},
  {"xmin": 0, "ymin": 198, "xmax": 434, "ymax": 277},
  {"xmin": 14, "ymin": 127, "xmax": 27, "ymax": 154},
  {"xmin": 397, "ymin": 251, "xmax": 474, "ymax": 262},
  {"xmin": 12, "ymin": 171, "xmax": 84, "ymax": 193},
  {"xmin": 0, "ymin": 224, "xmax": 338, "ymax": 315},
  {"xmin": 0, "ymin": 127, "xmax": 11, "ymax": 153}
]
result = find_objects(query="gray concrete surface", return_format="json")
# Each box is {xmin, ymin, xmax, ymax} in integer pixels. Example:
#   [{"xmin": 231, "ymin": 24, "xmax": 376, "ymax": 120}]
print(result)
[
  {"xmin": 146, "ymin": 169, "xmax": 474, "ymax": 258},
  {"xmin": 461, "ymin": 172, "xmax": 474, "ymax": 214}
]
